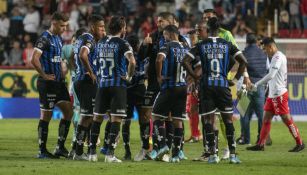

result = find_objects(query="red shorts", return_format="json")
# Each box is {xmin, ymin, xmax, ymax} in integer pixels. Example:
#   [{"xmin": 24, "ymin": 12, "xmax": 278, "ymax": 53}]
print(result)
[
  {"xmin": 264, "ymin": 92, "xmax": 290, "ymax": 115},
  {"xmin": 186, "ymin": 93, "xmax": 198, "ymax": 113}
]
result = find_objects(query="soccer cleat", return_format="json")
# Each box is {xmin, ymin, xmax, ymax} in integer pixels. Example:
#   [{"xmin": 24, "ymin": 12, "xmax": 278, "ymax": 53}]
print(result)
[
  {"xmin": 161, "ymin": 154, "xmax": 170, "ymax": 162},
  {"xmin": 89, "ymin": 154, "xmax": 98, "ymax": 162},
  {"xmin": 156, "ymin": 146, "xmax": 170, "ymax": 160},
  {"xmin": 123, "ymin": 151, "xmax": 131, "ymax": 160},
  {"xmin": 229, "ymin": 154, "xmax": 241, "ymax": 164},
  {"xmin": 265, "ymin": 135, "xmax": 273, "ymax": 146},
  {"xmin": 134, "ymin": 149, "xmax": 148, "ymax": 162},
  {"xmin": 37, "ymin": 150, "xmax": 59, "ymax": 159},
  {"xmin": 53, "ymin": 147, "xmax": 69, "ymax": 158},
  {"xmin": 73, "ymin": 153, "xmax": 89, "ymax": 161},
  {"xmin": 221, "ymin": 148, "xmax": 230, "ymax": 160},
  {"xmin": 178, "ymin": 150, "xmax": 188, "ymax": 160},
  {"xmin": 192, "ymin": 152, "xmax": 210, "ymax": 161},
  {"xmin": 100, "ymin": 147, "xmax": 108, "ymax": 155},
  {"xmin": 288, "ymin": 143, "xmax": 305, "ymax": 152},
  {"xmin": 246, "ymin": 144, "xmax": 264, "ymax": 151},
  {"xmin": 208, "ymin": 154, "xmax": 220, "ymax": 164},
  {"xmin": 105, "ymin": 155, "xmax": 122, "ymax": 163},
  {"xmin": 170, "ymin": 156, "xmax": 180, "ymax": 163},
  {"xmin": 68, "ymin": 149, "xmax": 75, "ymax": 159},
  {"xmin": 148, "ymin": 150, "xmax": 158, "ymax": 160}
]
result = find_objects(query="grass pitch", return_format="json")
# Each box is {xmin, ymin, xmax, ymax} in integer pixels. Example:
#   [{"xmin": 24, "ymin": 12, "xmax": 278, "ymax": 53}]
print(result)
[{"xmin": 0, "ymin": 119, "xmax": 306, "ymax": 175}]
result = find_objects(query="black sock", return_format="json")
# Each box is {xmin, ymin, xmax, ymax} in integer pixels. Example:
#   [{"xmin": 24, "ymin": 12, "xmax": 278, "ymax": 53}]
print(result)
[
  {"xmin": 75, "ymin": 125, "xmax": 87, "ymax": 155},
  {"xmin": 204, "ymin": 123, "xmax": 216, "ymax": 154},
  {"xmin": 225, "ymin": 122, "xmax": 236, "ymax": 154},
  {"xmin": 214, "ymin": 130, "xmax": 219, "ymax": 155},
  {"xmin": 152, "ymin": 120, "xmax": 159, "ymax": 151},
  {"xmin": 172, "ymin": 128, "xmax": 183, "ymax": 157},
  {"xmin": 140, "ymin": 122, "xmax": 150, "ymax": 150},
  {"xmin": 154, "ymin": 120, "xmax": 166, "ymax": 149},
  {"xmin": 107, "ymin": 122, "xmax": 121, "ymax": 155},
  {"xmin": 103, "ymin": 120, "xmax": 111, "ymax": 149},
  {"xmin": 57, "ymin": 119, "xmax": 71, "ymax": 149},
  {"xmin": 89, "ymin": 121, "xmax": 102, "ymax": 154},
  {"xmin": 165, "ymin": 120, "xmax": 174, "ymax": 149},
  {"xmin": 122, "ymin": 119, "xmax": 131, "ymax": 153},
  {"xmin": 202, "ymin": 122, "xmax": 208, "ymax": 153},
  {"xmin": 180, "ymin": 122, "xmax": 184, "ymax": 150},
  {"xmin": 38, "ymin": 120, "xmax": 49, "ymax": 152}
]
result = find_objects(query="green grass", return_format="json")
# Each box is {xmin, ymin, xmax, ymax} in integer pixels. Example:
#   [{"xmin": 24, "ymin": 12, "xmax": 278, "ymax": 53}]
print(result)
[{"xmin": 0, "ymin": 119, "xmax": 306, "ymax": 175}]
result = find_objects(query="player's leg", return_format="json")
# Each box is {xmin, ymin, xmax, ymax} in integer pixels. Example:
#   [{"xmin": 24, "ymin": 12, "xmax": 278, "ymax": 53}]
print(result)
[
  {"xmin": 165, "ymin": 115, "xmax": 174, "ymax": 154},
  {"xmin": 122, "ymin": 103, "xmax": 133, "ymax": 160}
]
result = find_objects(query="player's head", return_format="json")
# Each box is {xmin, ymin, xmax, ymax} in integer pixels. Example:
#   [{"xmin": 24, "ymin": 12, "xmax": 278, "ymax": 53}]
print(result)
[
  {"xmin": 196, "ymin": 20, "xmax": 208, "ymax": 39},
  {"xmin": 163, "ymin": 25, "xmax": 179, "ymax": 42},
  {"xmin": 51, "ymin": 12, "xmax": 69, "ymax": 35},
  {"xmin": 109, "ymin": 16, "xmax": 126, "ymax": 36},
  {"xmin": 207, "ymin": 17, "xmax": 220, "ymax": 36},
  {"xmin": 172, "ymin": 14, "xmax": 179, "ymax": 27},
  {"xmin": 88, "ymin": 14, "xmax": 105, "ymax": 40},
  {"xmin": 261, "ymin": 37, "xmax": 277, "ymax": 57},
  {"xmin": 203, "ymin": 9, "xmax": 217, "ymax": 23},
  {"xmin": 187, "ymin": 29, "xmax": 198, "ymax": 47},
  {"xmin": 157, "ymin": 12, "xmax": 175, "ymax": 31},
  {"xmin": 126, "ymin": 35, "xmax": 140, "ymax": 52},
  {"xmin": 246, "ymin": 33, "xmax": 257, "ymax": 45}
]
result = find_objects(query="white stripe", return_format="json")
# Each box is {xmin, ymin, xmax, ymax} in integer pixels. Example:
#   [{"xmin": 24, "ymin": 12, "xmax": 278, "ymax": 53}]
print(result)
[
  {"xmin": 110, "ymin": 113, "xmax": 127, "ymax": 117},
  {"xmin": 40, "ymin": 108, "xmax": 53, "ymax": 112},
  {"xmin": 81, "ymin": 45, "xmax": 90, "ymax": 53},
  {"xmin": 195, "ymin": 61, "xmax": 201, "ymax": 66},
  {"xmin": 124, "ymin": 51, "xmax": 133, "ymax": 57},
  {"xmin": 34, "ymin": 47, "xmax": 43, "ymax": 54},
  {"xmin": 172, "ymin": 116, "xmax": 187, "ymax": 120},
  {"xmin": 152, "ymin": 113, "xmax": 168, "ymax": 118},
  {"xmin": 80, "ymin": 114, "xmax": 94, "ymax": 117},
  {"xmin": 152, "ymin": 92, "xmax": 161, "ymax": 109},
  {"xmin": 57, "ymin": 100, "xmax": 71, "ymax": 105},
  {"xmin": 219, "ymin": 110, "xmax": 233, "ymax": 114},
  {"xmin": 186, "ymin": 52, "xmax": 195, "ymax": 59},
  {"xmin": 93, "ymin": 112, "xmax": 107, "ymax": 116},
  {"xmin": 233, "ymin": 51, "xmax": 242, "ymax": 58},
  {"xmin": 200, "ymin": 109, "xmax": 217, "ymax": 116},
  {"xmin": 158, "ymin": 52, "xmax": 166, "ymax": 58}
]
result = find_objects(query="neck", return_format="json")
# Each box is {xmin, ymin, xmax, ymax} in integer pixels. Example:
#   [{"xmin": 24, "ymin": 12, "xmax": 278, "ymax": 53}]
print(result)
[
  {"xmin": 209, "ymin": 31, "xmax": 218, "ymax": 37},
  {"xmin": 49, "ymin": 26, "xmax": 56, "ymax": 35}
]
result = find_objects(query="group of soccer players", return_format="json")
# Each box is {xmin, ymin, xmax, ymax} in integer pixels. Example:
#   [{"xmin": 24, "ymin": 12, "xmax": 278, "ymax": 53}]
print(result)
[{"xmin": 31, "ymin": 8, "xmax": 304, "ymax": 164}]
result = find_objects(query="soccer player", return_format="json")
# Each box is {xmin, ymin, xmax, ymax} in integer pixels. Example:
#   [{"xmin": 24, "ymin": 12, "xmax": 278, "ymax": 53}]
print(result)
[
  {"xmin": 31, "ymin": 12, "xmax": 72, "ymax": 159},
  {"xmin": 71, "ymin": 14, "xmax": 105, "ymax": 161},
  {"xmin": 246, "ymin": 37, "xmax": 305, "ymax": 152},
  {"xmin": 183, "ymin": 17, "xmax": 249, "ymax": 164},
  {"xmin": 90, "ymin": 16, "xmax": 135, "ymax": 163},
  {"xmin": 152, "ymin": 25, "xmax": 189, "ymax": 163},
  {"xmin": 121, "ymin": 35, "xmax": 146, "ymax": 160}
]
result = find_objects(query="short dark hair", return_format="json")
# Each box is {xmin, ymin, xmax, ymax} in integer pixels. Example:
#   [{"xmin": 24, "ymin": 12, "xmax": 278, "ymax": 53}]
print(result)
[
  {"xmin": 203, "ymin": 9, "xmax": 217, "ymax": 15},
  {"xmin": 187, "ymin": 29, "xmax": 196, "ymax": 35},
  {"xmin": 246, "ymin": 33, "xmax": 257, "ymax": 44},
  {"xmin": 163, "ymin": 25, "xmax": 180, "ymax": 35},
  {"xmin": 88, "ymin": 14, "xmax": 104, "ymax": 26},
  {"xmin": 126, "ymin": 35, "xmax": 139, "ymax": 51},
  {"xmin": 108, "ymin": 16, "xmax": 126, "ymax": 35},
  {"xmin": 75, "ymin": 28, "xmax": 87, "ymax": 38},
  {"xmin": 207, "ymin": 17, "xmax": 219, "ymax": 33},
  {"xmin": 158, "ymin": 12, "xmax": 174, "ymax": 21},
  {"xmin": 261, "ymin": 37, "xmax": 276, "ymax": 46},
  {"xmin": 51, "ymin": 12, "xmax": 69, "ymax": 22}
]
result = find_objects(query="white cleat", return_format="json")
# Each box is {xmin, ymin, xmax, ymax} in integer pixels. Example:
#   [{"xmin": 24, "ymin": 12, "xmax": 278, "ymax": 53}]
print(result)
[
  {"xmin": 134, "ymin": 149, "xmax": 147, "ymax": 162},
  {"xmin": 105, "ymin": 155, "xmax": 122, "ymax": 163},
  {"xmin": 89, "ymin": 154, "xmax": 98, "ymax": 162},
  {"xmin": 73, "ymin": 153, "xmax": 89, "ymax": 161},
  {"xmin": 221, "ymin": 148, "xmax": 230, "ymax": 160},
  {"xmin": 161, "ymin": 154, "xmax": 170, "ymax": 162}
]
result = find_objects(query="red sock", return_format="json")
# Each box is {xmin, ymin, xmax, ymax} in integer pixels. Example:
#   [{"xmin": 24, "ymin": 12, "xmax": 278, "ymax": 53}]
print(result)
[
  {"xmin": 258, "ymin": 121, "xmax": 271, "ymax": 146},
  {"xmin": 283, "ymin": 117, "xmax": 303, "ymax": 145},
  {"xmin": 191, "ymin": 112, "xmax": 200, "ymax": 137}
]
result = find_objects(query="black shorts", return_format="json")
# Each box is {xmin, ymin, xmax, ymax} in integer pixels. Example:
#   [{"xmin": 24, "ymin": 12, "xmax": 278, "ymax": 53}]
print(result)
[
  {"xmin": 126, "ymin": 84, "xmax": 146, "ymax": 119},
  {"xmin": 94, "ymin": 87, "xmax": 127, "ymax": 117},
  {"xmin": 37, "ymin": 78, "xmax": 70, "ymax": 111},
  {"xmin": 74, "ymin": 76, "xmax": 97, "ymax": 116},
  {"xmin": 142, "ymin": 87, "xmax": 160, "ymax": 108},
  {"xmin": 152, "ymin": 87, "xmax": 187, "ymax": 120},
  {"xmin": 199, "ymin": 86, "xmax": 233, "ymax": 116}
]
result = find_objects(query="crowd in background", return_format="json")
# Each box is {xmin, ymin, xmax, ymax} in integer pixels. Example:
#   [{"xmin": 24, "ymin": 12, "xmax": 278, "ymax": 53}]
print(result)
[{"xmin": 0, "ymin": 0, "xmax": 307, "ymax": 67}]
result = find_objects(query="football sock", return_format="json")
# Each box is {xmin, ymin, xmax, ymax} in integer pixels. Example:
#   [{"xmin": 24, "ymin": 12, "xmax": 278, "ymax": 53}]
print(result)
[
  {"xmin": 107, "ymin": 122, "xmax": 121, "ymax": 155},
  {"xmin": 165, "ymin": 120, "xmax": 174, "ymax": 149},
  {"xmin": 152, "ymin": 120, "xmax": 160, "ymax": 151},
  {"xmin": 89, "ymin": 121, "xmax": 102, "ymax": 154},
  {"xmin": 214, "ymin": 130, "xmax": 219, "ymax": 154},
  {"xmin": 154, "ymin": 120, "xmax": 166, "ymax": 149},
  {"xmin": 75, "ymin": 125, "xmax": 87, "ymax": 155},
  {"xmin": 204, "ymin": 123, "xmax": 216, "ymax": 154},
  {"xmin": 140, "ymin": 122, "xmax": 150, "ymax": 150},
  {"xmin": 172, "ymin": 128, "xmax": 183, "ymax": 157},
  {"xmin": 225, "ymin": 122, "xmax": 236, "ymax": 154},
  {"xmin": 57, "ymin": 119, "xmax": 71, "ymax": 149},
  {"xmin": 38, "ymin": 120, "xmax": 49, "ymax": 152},
  {"xmin": 103, "ymin": 120, "xmax": 111, "ymax": 149},
  {"xmin": 258, "ymin": 120, "xmax": 271, "ymax": 146},
  {"xmin": 122, "ymin": 119, "xmax": 131, "ymax": 153},
  {"xmin": 180, "ymin": 122, "xmax": 184, "ymax": 150},
  {"xmin": 283, "ymin": 117, "xmax": 303, "ymax": 145}
]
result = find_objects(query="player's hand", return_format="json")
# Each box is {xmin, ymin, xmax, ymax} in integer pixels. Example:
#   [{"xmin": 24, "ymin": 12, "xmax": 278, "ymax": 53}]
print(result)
[
  {"xmin": 243, "ymin": 77, "xmax": 252, "ymax": 89},
  {"xmin": 89, "ymin": 72, "xmax": 97, "ymax": 84},
  {"xmin": 121, "ymin": 75, "xmax": 132, "ymax": 82},
  {"xmin": 228, "ymin": 79, "xmax": 235, "ymax": 86},
  {"xmin": 42, "ymin": 74, "xmax": 55, "ymax": 81},
  {"xmin": 250, "ymin": 83, "xmax": 257, "ymax": 92},
  {"xmin": 143, "ymin": 33, "xmax": 152, "ymax": 45},
  {"xmin": 157, "ymin": 76, "xmax": 163, "ymax": 85}
]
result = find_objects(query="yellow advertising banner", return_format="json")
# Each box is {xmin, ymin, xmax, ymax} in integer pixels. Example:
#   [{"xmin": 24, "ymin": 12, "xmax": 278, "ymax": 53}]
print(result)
[{"xmin": 0, "ymin": 69, "xmax": 39, "ymax": 98}]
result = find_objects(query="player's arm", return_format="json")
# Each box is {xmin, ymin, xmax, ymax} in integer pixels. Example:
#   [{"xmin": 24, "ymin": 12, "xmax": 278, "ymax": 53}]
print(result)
[
  {"xmin": 139, "ymin": 33, "xmax": 153, "ymax": 60},
  {"xmin": 254, "ymin": 56, "xmax": 281, "ymax": 87},
  {"xmin": 182, "ymin": 47, "xmax": 201, "ymax": 80},
  {"xmin": 125, "ymin": 52, "xmax": 136, "ymax": 81},
  {"xmin": 80, "ymin": 45, "xmax": 96, "ymax": 83},
  {"xmin": 61, "ymin": 59, "xmax": 68, "ymax": 76},
  {"xmin": 233, "ymin": 53, "xmax": 247, "ymax": 80},
  {"xmin": 156, "ymin": 53, "xmax": 165, "ymax": 85},
  {"xmin": 31, "ymin": 37, "xmax": 55, "ymax": 81}
]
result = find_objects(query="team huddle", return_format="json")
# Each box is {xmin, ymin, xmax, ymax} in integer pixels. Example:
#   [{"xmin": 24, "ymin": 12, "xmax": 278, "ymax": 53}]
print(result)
[{"xmin": 31, "ymin": 10, "xmax": 304, "ymax": 164}]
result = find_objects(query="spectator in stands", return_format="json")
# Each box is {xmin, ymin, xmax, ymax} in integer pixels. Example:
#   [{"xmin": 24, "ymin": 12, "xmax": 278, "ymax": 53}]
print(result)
[
  {"xmin": 0, "ymin": 36, "xmax": 8, "ymax": 64},
  {"xmin": 9, "ymin": 7, "xmax": 24, "ymax": 40},
  {"xmin": 69, "ymin": 3, "xmax": 80, "ymax": 32},
  {"xmin": 279, "ymin": 10, "xmax": 290, "ymax": 30},
  {"xmin": 2, "ymin": 40, "xmax": 23, "ymax": 66},
  {"xmin": 0, "ymin": 13, "xmax": 10, "ymax": 39},
  {"xmin": 198, "ymin": 0, "xmax": 214, "ymax": 14},
  {"xmin": 301, "ymin": 0, "xmax": 307, "ymax": 29},
  {"xmin": 22, "ymin": 41, "xmax": 34, "ymax": 68},
  {"xmin": 23, "ymin": 5, "xmax": 40, "ymax": 44},
  {"xmin": 232, "ymin": 14, "xmax": 253, "ymax": 38},
  {"xmin": 289, "ymin": 0, "xmax": 301, "ymax": 30}
]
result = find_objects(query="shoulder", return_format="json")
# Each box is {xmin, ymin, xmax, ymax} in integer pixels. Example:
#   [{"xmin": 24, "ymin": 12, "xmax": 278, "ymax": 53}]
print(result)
[{"xmin": 274, "ymin": 51, "xmax": 286, "ymax": 60}]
